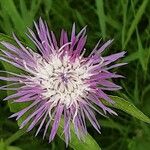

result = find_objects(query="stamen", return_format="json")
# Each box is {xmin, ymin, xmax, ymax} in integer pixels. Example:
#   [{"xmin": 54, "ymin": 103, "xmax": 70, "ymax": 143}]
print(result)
[{"xmin": 33, "ymin": 53, "xmax": 90, "ymax": 108}]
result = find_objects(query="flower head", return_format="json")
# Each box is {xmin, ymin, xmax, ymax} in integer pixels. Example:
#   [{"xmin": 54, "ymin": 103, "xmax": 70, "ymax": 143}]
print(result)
[{"xmin": 0, "ymin": 18, "xmax": 125, "ymax": 144}]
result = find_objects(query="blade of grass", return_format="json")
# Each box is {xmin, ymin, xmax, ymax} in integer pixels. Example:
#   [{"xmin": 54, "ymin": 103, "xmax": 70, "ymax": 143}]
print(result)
[
  {"xmin": 84, "ymin": 1, "xmax": 120, "ymax": 31},
  {"xmin": 95, "ymin": 0, "xmax": 106, "ymax": 39},
  {"xmin": 133, "ymin": 64, "xmax": 139, "ymax": 105},
  {"xmin": 30, "ymin": 0, "xmax": 42, "ymax": 17},
  {"xmin": 105, "ymin": 15, "xmax": 121, "ymax": 31},
  {"xmin": 20, "ymin": 0, "xmax": 28, "ymax": 19},
  {"xmin": 75, "ymin": 10, "xmax": 86, "ymax": 26},
  {"xmin": 131, "ymin": 0, "xmax": 148, "ymax": 73},
  {"xmin": 0, "ymin": 10, "xmax": 12, "ymax": 34},
  {"xmin": 100, "ymin": 119, "xmax": 127, "ymax": 134},
  {"xmin": 0, "ymin": 0, "xmax": 25, "ymax": 33},
  {"xmin": 121, "ymin": 0, "xmax": 128, "ymax": 49},
  {"xmin": 124, "ymin": 0, "xmax": 148, "ymax": 48}
]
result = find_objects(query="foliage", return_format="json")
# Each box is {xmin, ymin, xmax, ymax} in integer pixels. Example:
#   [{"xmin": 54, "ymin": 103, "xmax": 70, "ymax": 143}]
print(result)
[{"xmin": 0, "ymin": 0, "xmax": 150, "ymax": 150}]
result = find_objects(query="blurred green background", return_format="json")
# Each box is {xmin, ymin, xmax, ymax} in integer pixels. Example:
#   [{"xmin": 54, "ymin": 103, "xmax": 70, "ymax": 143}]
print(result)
[{"xmin": 0, "ymin": 0, "xmax": 150, "ymax": 150}]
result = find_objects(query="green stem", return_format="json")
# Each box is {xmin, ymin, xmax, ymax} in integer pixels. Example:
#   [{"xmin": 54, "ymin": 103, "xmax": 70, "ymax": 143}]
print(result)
[{"xmin": 5, "ymin": 128, "xmax": 26, "ymax": 145}]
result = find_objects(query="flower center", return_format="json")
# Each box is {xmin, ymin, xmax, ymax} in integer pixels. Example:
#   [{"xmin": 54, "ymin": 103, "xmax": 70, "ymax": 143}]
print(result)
[
  {"xmin": 60, "ymin": 73, "xmax": 69, "ymax": 83},
  {"xmin": 34, "ymin": 54, "xmax": 90, "ymax": 107}
]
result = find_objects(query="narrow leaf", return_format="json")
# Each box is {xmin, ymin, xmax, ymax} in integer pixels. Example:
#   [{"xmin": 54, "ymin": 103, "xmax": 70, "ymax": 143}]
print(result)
[
  {"xmin": 57, "ymin": 120, "xmax": 101, "ymax": 150},
  {"xmin": 95, "ymin": 0, "xmax": 106, "ymax": 39},
  {"xmin": 124, "ymin": 0, "xmax": 148, "ymax": 48},
  {"xmin": 102, "ymin": 96, "xmax": 150, "ymax": 123}
]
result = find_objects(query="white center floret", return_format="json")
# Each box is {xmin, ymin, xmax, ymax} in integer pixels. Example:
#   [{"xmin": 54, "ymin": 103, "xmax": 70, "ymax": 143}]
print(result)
[{"xmin": 32, "ymin": 53, "xmax": 91, "ymax": 108}]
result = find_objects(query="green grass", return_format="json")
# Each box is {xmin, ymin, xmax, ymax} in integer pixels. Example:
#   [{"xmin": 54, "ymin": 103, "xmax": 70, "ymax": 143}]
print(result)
[{"xmin": 0, "ymin": 0, "xmax": 150, "ymax": 150}]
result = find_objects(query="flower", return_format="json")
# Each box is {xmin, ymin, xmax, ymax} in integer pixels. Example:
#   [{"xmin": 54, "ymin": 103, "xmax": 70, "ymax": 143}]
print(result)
[{"xmin": 0, "ymin": 18, "xmax": 126, "ymax": 145}]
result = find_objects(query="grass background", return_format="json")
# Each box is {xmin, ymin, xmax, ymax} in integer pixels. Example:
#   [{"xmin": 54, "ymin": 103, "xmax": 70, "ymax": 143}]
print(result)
[{"xmin": 0, "ymin": 0, "xmax": 150, "ymax": 149}]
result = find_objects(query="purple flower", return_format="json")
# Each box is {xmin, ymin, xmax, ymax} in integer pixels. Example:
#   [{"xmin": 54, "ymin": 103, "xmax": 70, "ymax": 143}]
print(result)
[{"xmin": 0, "ymin": 18, "xmax": 126, "ymax": 145}]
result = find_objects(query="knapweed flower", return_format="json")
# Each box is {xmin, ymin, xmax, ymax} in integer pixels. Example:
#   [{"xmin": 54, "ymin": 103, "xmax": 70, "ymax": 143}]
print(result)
[{"xmin": 0, "ymin": 18, "xmax": 125, "ymax": 145}]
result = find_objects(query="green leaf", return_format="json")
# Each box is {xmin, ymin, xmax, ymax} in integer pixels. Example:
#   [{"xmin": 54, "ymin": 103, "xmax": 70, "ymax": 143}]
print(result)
[
  {"xmin": 0, "ymin": 140, "xmax": 22, "ymax": 150},
  {"xmin": 7, "ymin": 146, "xmax": 23, "ymax": 150},
  {"xmin": 124, "ymin": 0, "xmax": 148, "ymax": 48},
  {"xmin": 128, "ymin": 137, "xmax": 150, "ymax": 150},
  {"xmin": 131, "ymin": 0, "xmax": 148, "ymax": 73},
  {"xmin": 0, "ymin": 140, "xmax": 6, "ymax": 150},
  {"xmin": 57, "ymin": 120, "xmax": 101, "ymax": 150},
  {"xmin": 102, "ymin": 96, "xmax": 150, "ymax": 123},
  {"xmin": 4, "ymin": 129, "xmax": 26, "ymax": 146},
  {"xmin": 0, "ymin": 33, "xmax": 15, "ymax": 44},
  {"xmin": 95, "ymin": 0, "xmax": 106, "ymax": 39},
  {"xmin": 100, "ymin": 119, "xmax": 127, "ymax": 134},
  {"xmin": 0, "ymin": 0, "xmax": 26, "ymax": 35}
]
